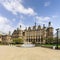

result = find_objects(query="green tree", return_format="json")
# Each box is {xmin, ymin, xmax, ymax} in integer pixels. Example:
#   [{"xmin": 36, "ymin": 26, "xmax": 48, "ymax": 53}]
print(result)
[
  {"xmin": 53, "ymin": 37, "xmax": 60, "ymax": 44},
  {"xmin": 46, "ymin": 37, "xmax": 53, "ymax": 44},
  {"xmin": 13, "ymin": 38, "xmax": 23, "ymax": 44}
]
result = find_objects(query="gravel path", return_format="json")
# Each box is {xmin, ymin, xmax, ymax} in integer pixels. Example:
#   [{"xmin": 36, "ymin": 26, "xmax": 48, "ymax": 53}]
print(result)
[{"xmin": 0, "ymin": 45, "xmax": 60, "ymax": 60}]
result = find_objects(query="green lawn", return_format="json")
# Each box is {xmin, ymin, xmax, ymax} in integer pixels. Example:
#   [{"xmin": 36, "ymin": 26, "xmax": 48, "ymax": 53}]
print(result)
[{"xmin": 36, "ymin": 43, "xmax": 60, "ymax": 49}]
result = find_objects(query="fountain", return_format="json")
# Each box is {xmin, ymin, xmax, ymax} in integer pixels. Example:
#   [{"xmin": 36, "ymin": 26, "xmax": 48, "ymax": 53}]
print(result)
[{"xmin": 21, "ymin": 41, "xmax": 35, "ymax": 48}]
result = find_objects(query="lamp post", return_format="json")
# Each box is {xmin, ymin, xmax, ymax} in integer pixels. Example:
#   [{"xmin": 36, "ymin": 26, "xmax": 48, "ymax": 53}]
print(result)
[{"xmin": 56, "ymin": 28, "xmax": 59, "ymax": 49}]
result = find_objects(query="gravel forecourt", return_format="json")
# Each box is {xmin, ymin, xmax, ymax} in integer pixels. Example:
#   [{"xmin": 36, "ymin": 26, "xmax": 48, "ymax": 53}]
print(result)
[{"xmin": 0, "ymin": 45, "xmax": 60, "ymax": 60}]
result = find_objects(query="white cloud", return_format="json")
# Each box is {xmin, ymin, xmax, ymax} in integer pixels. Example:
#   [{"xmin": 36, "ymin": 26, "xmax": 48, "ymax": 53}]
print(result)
[
  {"xmin": 0, "ymin": 15, "xmax": 26, "ymax": 34},
  {"xmin": 44, "ymin": 2, "xmax": 50, "ymax": 7},
  {"xmin": 0, "ymin": 0, "xmax": 36, "ymax": 16},
  {"xmin": 52, "ymin": 15, "xmax": 58, "ymax": 19},
  {"xmin": 35, "ymin": 16, "xmax": 50, "ymax": 25},
  {"xmin": 0, "ymin": 15, "xmax": 15, "ymax": 34},
  {"xmin": 36, "ymin": 16, "xmax": 50, "ymax": 21}
]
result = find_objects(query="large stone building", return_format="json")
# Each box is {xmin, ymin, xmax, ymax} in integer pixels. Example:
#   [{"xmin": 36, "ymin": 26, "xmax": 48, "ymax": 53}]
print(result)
[
  {"xmin": 12, "ymin": 22, "xmax": 53, "ymax": 44},
  {"xmin": 2, "ymin": 35, "xmax": 12, "ymax": 44},
  {"xmin": 0, "ymin": 35, "xmax": 2, "ymax": 43},
  {"xmin": 0, "ymin": 32, "xmax": 12, "ymax": 44}
]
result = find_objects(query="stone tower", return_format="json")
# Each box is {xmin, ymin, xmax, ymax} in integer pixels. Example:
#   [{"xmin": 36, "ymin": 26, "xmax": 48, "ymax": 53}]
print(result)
[{"xmin": 46, "ymin": 22, "xmax": 53, "ymax": 43}]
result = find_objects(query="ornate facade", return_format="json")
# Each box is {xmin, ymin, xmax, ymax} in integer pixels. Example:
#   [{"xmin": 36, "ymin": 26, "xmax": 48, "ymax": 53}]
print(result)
[{"xmin": 12, "ymin": 22, "xmax": 53, "ymax": 44}]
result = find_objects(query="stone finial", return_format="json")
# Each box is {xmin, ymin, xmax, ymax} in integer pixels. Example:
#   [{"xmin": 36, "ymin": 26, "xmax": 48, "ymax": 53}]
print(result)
[
  {"xmin": 48, "ymin": 21, "xmax": 51, "ymax": 27},
  {"xmin": 35, "ymin": 22, "xmax": 36, "ymax": 27},
  {"xmin": 20, "ymin": 25, "xmax": 21, "ymax": 28}
]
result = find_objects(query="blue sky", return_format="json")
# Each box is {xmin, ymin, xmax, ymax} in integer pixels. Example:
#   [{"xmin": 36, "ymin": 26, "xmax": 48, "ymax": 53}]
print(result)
[{"xmin": 0, "ymin": 0, "xmax": 60, "ymax": 34}]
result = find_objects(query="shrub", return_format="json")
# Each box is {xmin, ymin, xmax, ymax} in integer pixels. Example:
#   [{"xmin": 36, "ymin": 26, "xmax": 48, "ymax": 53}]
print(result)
[{"xmin": 13, "ymin": 38, "xmax": 23, "ymax": 44}]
